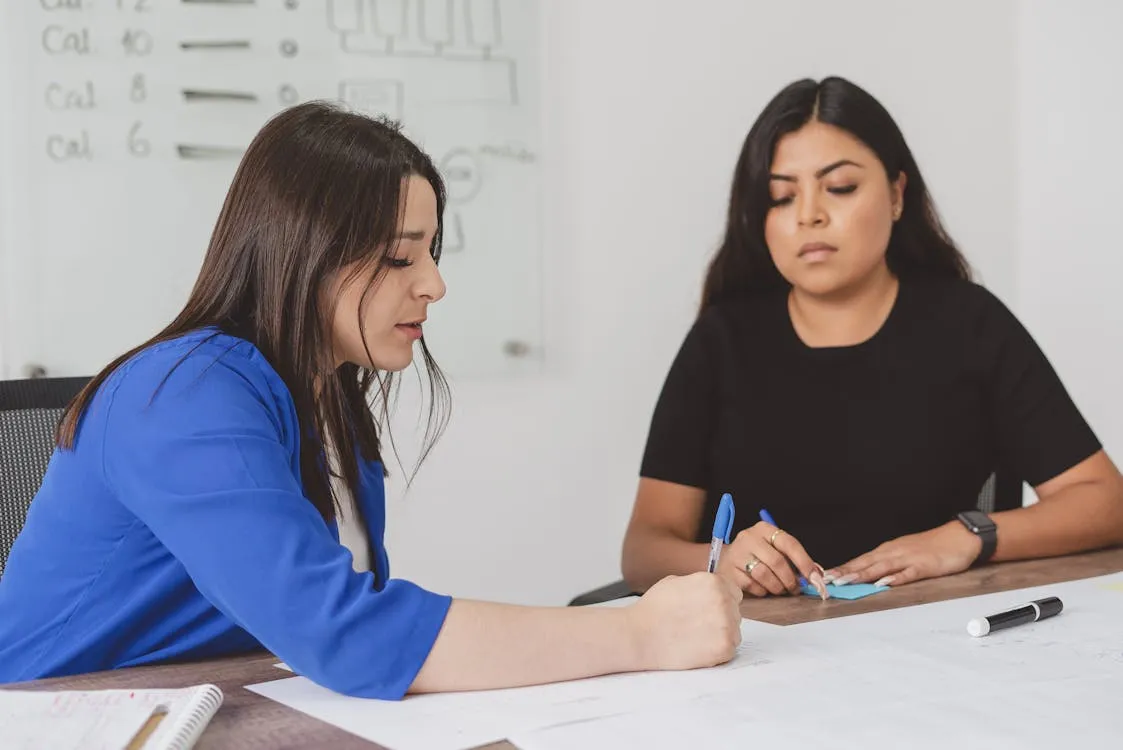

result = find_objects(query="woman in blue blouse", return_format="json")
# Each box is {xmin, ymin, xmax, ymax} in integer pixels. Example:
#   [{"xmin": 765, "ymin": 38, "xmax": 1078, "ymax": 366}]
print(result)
[{"xmin": 0, "ymin": 102, "xmax": 742, "ymax": 699}]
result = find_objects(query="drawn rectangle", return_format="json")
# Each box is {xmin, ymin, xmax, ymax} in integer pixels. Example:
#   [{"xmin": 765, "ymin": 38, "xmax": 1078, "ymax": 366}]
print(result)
[
  {"xmin": 418, "ymin": 0, "xmax": 454, "ymax": 46},
  {"xmin": 339, "ymin": 79, "xmax": 404, "ymax": 120},
  {"xmin": 371, "ymin": 0, "xmax": 408, "ymax": 37},
  {"xmin": 465, "ymin": 0, "xmax": 500, "ymax": 47},
  {"xmin": 419, "ymin": 56, "xmax": 514, "ymax": 105},
  {"xmin": 328, "ymin": 0, "xmax": 362, "ymax": 32}
]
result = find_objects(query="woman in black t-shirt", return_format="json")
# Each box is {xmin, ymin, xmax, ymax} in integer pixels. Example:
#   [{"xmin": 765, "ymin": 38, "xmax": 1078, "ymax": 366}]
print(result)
[{"xmin": 622, "ymin": 76, "xmax": 1123, "ymax": 599}]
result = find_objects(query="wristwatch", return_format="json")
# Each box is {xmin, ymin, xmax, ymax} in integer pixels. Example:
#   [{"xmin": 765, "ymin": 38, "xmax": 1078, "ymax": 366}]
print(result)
[{"xmin": 957, "ymin": 510, "xmax": 997, "ymax": 566}]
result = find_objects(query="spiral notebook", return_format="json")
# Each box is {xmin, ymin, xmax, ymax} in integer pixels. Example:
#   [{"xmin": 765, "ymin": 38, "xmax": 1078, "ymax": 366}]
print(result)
[{"xmin": 0, "ymin": 683, "xmax": 223, "ymax": 750}]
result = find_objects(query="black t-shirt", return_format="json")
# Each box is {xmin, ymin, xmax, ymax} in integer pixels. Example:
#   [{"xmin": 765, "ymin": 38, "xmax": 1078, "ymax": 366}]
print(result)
[{"xmin": 639, "ymin": 277, "xmax": 1101, "ymax": 569}]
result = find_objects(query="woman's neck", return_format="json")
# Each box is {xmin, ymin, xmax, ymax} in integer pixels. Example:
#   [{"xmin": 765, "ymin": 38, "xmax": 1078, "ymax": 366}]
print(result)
[{"xmin": 788, "ymin": 264, "xmax": 900, "ymax": 348}]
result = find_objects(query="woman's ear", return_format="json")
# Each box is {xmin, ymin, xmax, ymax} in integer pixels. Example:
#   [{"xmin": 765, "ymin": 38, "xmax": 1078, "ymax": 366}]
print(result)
[{"xmin": 892, "ymin": 171, "xmax": 908, "ymax": 219}]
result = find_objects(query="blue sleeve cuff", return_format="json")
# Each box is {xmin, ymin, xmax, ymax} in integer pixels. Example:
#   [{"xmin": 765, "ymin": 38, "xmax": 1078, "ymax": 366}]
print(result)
[{"xmin": 376, "ymin": 585, "xmax": 453, "ymax": 700}]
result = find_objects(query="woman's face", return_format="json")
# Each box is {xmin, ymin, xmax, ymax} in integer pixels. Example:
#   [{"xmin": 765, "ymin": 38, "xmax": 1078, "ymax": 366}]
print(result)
[
  {"xmin": 764, "ymin": 120, "xmax": 905, "ymax": 298},
  {"xmin": 330, "ymin": 175, "xmax": 446, "ymax": 372}
]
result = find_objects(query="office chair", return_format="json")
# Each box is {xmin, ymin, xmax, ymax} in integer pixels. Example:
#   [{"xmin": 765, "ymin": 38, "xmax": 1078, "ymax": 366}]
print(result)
[
  {"xmin": 567, "ymin": 472, "xmax": 1023, "ymax": 606},
  {"xmin": 0, "ymin": 377, "xmax": 90, "ymax": 577}
]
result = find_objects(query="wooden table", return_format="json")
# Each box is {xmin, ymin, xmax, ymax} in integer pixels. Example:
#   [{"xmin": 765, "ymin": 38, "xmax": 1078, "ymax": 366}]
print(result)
[{"xmin": 8, "ymin": 547, "xmax": 1123, "ymax": 749}]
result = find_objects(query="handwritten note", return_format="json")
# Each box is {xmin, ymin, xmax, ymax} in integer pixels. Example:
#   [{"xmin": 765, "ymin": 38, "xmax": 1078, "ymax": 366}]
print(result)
[
  {"xmin": 0, "ymin": 684, "xmax": 222, "ymax": 750},
  {"xmin": 1, "ymin": 690, "xmax": 155, "ymax": 750}
]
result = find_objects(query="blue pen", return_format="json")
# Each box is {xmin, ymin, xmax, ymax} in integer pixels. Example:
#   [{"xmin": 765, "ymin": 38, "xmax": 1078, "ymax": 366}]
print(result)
[
  {"xmin": 759, "ymin": 507, "xmax": 807, "ymax": 586},
  {"xmin": 707, "ymin": 493, "xmax": 736, "ymax": 573}
]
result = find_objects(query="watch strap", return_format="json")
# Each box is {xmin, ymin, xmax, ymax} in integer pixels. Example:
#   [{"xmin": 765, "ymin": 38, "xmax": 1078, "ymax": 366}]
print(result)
[{"xmin": 958, "ymin": 511, "xmax": 997, "ymax": 566}]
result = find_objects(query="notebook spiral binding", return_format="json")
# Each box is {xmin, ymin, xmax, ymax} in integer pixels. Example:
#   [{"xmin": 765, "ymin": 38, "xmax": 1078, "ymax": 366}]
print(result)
[{"xmin": 166, "ymin": 684, "xmax": 223, "ymax": 750}]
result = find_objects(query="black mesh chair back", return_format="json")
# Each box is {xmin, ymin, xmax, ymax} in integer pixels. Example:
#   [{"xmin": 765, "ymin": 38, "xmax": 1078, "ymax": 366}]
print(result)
[{"xmin": 0, "ymin": 377, "xmax": 90, "ymax": 577}]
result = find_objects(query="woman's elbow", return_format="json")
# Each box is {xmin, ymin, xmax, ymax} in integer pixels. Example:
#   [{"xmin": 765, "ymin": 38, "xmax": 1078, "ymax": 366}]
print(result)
[
  {"xmin": 1108, "ymin": 478, "xmax": 1123, "ymax": 545},
  {"xmin": 620, "ymin": 525, "xmax": 656, "ymax": 593},
  {"xmin": 283, "ymin": 649, "xmax": 412, "ymax": 700},
  {"xmin": 304, "ymin": 664, "xmax": 410, "ymax": 700}
]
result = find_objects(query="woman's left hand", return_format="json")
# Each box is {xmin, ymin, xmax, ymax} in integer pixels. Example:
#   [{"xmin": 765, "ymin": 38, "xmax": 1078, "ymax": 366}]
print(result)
[{"xmin": 824, "ymin": 522, "xmax": 983, "ymax": 588}]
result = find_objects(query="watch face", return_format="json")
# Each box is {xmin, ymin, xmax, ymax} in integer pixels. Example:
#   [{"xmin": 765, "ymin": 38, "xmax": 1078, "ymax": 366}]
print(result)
[{"xmin": 960, "ymin": 511, "xmax": 996, "ymax": 533}]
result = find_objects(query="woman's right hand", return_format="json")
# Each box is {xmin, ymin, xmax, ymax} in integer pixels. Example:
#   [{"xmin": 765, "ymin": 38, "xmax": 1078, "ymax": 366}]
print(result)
[
  {"xmin": 625, "ymin": 572, "xmax": 743, "ymax": 671},
  {"xmin": 716, "ymin": 522, "xmax": 828, "ymax": 599}
]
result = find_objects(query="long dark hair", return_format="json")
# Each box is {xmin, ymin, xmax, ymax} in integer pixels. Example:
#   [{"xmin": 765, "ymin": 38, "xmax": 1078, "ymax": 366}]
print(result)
[
  {"xmin": 701, "ymin": 76, "xmax": 971, "ymax": 311},
  {"xmin": 56, "ymin": 101, "xmax": 451, "ymax": 524}
]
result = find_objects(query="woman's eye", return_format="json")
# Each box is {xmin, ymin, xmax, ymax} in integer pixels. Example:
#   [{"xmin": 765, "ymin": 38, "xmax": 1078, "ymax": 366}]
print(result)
[{"xmin": 827, "ymin": 185, "xmax": 857, "ymax": 195}]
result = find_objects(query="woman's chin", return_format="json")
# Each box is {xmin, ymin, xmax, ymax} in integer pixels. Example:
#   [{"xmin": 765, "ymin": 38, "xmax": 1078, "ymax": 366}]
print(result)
[{"xmin": 367, "ymin": 349, "xmax": 416, "ymax": 373}]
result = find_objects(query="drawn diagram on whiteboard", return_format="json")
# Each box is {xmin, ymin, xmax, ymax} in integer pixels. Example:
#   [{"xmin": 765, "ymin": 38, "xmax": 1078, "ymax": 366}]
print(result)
[
  {"xmin": 436, "ymin": 147, "xmax": 481, "ymax": 253},
  {"xmin": 327, "ymin": 0, "xmax": 518, "ymax": 106},
  {"xmin": 330, "ymin": 1, "xmax": 527, "ymax": 255},
  {"xmin": 337, "ymin": 79, "xmax": 405, "ymax": 121}
]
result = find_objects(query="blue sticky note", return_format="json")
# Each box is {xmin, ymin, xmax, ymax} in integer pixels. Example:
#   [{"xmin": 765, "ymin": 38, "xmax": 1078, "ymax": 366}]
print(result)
[{"xmin": 801, "ymin": 582, "xmax": 889, "ymax": 600}]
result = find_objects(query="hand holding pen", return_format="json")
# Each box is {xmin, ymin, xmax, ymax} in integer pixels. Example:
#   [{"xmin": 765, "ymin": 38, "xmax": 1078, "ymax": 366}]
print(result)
[{"xmin": 707, "ymin": 496, "xmax": 828, "ymax": 599}]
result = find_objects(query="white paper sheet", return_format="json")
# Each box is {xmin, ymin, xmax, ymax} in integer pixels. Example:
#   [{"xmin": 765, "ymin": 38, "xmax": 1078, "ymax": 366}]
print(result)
[
  {"xmin": 248, "ymin": 572, "xmax": 1123, "ymax": 750},
  {"xmin": 246, "ymin": 618, "xmax": 785, "ymax": 750},
  {"xmin": 513, "ymin": 672, "xmax": 1123, "ymax": 750}
]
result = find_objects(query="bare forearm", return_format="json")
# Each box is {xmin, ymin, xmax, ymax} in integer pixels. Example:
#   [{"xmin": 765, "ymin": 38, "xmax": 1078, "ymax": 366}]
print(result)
[
  {"xmin": 409, "ymin": 599, "xmax": 642, "ymax": 694},
  {"xmin": 992, "ymin": 480, "xmax": 1123, "ymax": 562},
  {"xmin": 621, "ymin": 525, "xmax": 709, "ymax": 592}
]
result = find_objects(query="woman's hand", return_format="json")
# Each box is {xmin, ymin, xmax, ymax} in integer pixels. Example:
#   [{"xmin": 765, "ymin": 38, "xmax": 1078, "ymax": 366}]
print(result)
[
  {"xmin": 825, "ymin": 522, "xmax": 982, "ymax": 588},
  {"xmin": 626, "ymin": 572, "xmax": 744, "ymax": 670},
  {"xmin": 715, "ymin": 523, "xmax": 828, "ymax": 599}
]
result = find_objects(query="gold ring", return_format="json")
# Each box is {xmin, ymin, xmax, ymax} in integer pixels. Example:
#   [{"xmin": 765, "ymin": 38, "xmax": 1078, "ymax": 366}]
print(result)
[
  {"xmin": 768, "ymin": 529, "xmax": 784, "ymax": 546},
  {"xmin": 744, "ymin": 555, "xmax": 761, "ymax": 574}
]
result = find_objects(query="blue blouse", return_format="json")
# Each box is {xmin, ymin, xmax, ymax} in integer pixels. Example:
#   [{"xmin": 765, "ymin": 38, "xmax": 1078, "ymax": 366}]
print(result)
[{"xmin": 0, "ymin": 329, "xmax": 451, "ymax": 699}]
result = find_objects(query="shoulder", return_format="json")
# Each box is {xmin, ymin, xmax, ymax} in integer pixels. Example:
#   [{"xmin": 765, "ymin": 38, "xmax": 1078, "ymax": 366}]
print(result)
[
  {"xmin": 905, "ymin": 275, "xmax": 1010, "ymax": 314},
  {"xmin": 894, "ymin": 277, "xmax": 1043, "ymax": 378},
  {"xmin": 95, "ymin": 328, "xmax": 297, "ymax": 441},
  {"xmin": 694, "ymin": 292, "xmax": 789, "ymax": 349},
  {"xmin": 903, "ymin": 276, "xmax": 1022, "ymax": 333}
]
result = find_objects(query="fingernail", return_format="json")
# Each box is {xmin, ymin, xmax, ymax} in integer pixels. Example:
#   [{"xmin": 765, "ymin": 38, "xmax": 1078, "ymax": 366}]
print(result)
[
  {"xmin": 821, "ymin": 573, "xmax": 837, "ymax": 583},
  {"xmin": 809, "ymin": 570, "xmax": 829, "ymax": 600},
  {"xmin": 873, "ymin": 576, "xmax": 894, "ymax": 588},
  {"xmin": 834, "ymin": 574, "xmax": 858, "ymax": 586}
]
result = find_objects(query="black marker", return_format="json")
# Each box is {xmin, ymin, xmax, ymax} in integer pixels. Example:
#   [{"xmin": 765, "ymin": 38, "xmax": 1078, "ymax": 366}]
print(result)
[{"xmin": 966, "ymin": 596, "xmax": 1063, "ymax": 637}]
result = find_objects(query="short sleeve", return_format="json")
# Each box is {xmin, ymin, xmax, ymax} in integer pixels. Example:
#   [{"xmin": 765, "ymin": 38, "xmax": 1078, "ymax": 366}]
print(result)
[
  {"xmin": 100, "ymin": 349, "xmax": 451, "ymax": 699},
  {"xmin": 639, "ymin": 314, "xmax": 722, "ymax": 488},
  {"xmin": 976, "ymin": 288, "xmax": 1102, "ymax": 487}
]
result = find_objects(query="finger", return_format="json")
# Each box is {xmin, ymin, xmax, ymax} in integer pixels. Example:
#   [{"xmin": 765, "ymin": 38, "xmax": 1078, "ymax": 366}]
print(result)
[
  {"xmin": 826, "ymin": 547, "xmax": 884, "ymax": 583},
  {"xmin": 753, "ymin": 543, "xmax": 800, "ymax": 593},
  {"xmin": 719, "ymin": 573, "xmax": 744, "ymax": 604},
  {"xmin": 882, "ymin": 566, "xmax": 922, "ymax": 587},
  {"xmin": 806, "ymin": 566, "xmax": 829, "ymax": 601},
  {"xmin": 770, "ymin": 530, "xmax": 821, "ymax": 583},
  {"xmin": 727, "ymin": 531, "xmax": 784, "ymax": 595},
  {"xmin": 729, "ymin": 587, "xmax": 744, "ymax": 632},
  {"xmin": 744, "ymin": 579, "xmax": 770, "ymax": 598},
  {"xmin": 739, "ymin": 524, "xmax": 800, "ymax": 591},
  {"xmin": 849, "ymin": 557, "xmax": 907, "ymax": 585},
  {"xmin": 746, "ymin": 553, "xmax": 789, "ymax": 596},
  {"xmin": 720, "ymin": 556, "xmax": 767, "ymax": 597}
]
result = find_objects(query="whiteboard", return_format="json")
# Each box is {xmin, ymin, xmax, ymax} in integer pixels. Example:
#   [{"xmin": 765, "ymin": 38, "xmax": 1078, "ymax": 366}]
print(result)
[{"xmin": 0, "ymin": 0, "xmax": 543, "ymax": 379}]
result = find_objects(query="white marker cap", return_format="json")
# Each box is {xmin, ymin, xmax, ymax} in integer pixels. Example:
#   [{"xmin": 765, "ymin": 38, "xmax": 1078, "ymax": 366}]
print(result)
[{"xmin": 966, "ymin": 618, "xmax": 990, "ymax": 637}]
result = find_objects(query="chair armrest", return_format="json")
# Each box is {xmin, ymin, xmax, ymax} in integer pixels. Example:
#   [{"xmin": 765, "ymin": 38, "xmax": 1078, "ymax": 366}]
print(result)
[{"xmin": 567, "ymin": 579, "xmax": 637, "ymax": 606}]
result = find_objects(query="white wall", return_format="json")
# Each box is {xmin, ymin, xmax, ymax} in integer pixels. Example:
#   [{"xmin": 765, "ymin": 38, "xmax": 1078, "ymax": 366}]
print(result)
[
  {"xmin": 1016, "ymin": 0, "xmax": 1123, "ymax": 463},
  {"xmin": 383, "ymin": 0, "xmax": 1020, "ymax": 605},
  {"xmin": 8, "ymin": 1, "xmax": 1073, "ymax": 607}
]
